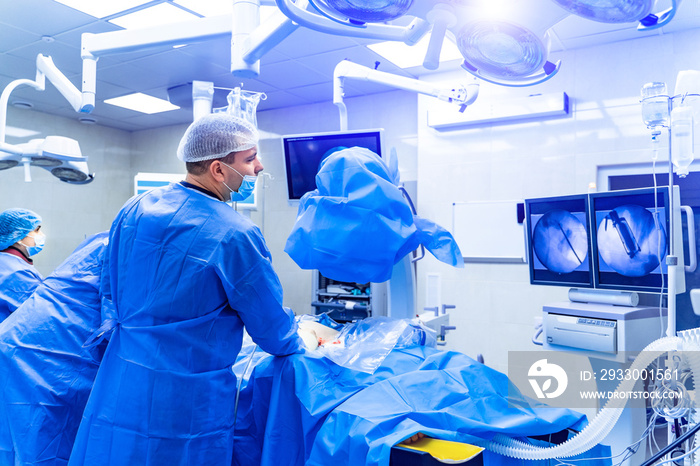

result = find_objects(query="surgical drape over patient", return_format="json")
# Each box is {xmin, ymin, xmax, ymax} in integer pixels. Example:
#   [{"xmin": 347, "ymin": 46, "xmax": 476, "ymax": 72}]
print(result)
[{"xmin": 285, "ymin": 147, "xmax": 463, "ymax": 283}]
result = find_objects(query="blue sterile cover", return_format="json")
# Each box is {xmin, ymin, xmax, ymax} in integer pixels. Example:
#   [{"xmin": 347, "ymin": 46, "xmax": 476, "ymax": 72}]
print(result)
[
  {"xmin": 284, "ymin": 147, "xmax": 463, "ymax": 283},
  {"xmin": 232, "ymin": 317, "xmax": 610, "ymax": 466},
  {"xmin": 0, "ymin": 232, "xmax": 108, "ymax": 465}
]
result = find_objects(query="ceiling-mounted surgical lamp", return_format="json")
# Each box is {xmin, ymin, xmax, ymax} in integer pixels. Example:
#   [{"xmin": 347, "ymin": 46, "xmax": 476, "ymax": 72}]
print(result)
[
  {"xmin": 548, "ymin": 0, "xmax": 681, "ymax": 30},
  {"xmin": 308, "ymin": 0, "xmax": 414, "ymax": 23},
  {"xmin": 0, "ymin": 136, "xmax": 94, "ymax": 184},
  {"xmin": 455, "ymin": 0, "xmax": 568, "ymax": 87},
  {"xmin": 0, "ymin": 53, "xmax": 95, "ymax": 184}
]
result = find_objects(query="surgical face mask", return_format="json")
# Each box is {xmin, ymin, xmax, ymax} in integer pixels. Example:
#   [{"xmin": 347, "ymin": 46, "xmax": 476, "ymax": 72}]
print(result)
[
  {"xmin": 20, "ymin": 232, "xmax": 45, "ymax": 256},
  {"xmin": 221, "ymin": 162, "xmax": 257, "ymax": 202}
]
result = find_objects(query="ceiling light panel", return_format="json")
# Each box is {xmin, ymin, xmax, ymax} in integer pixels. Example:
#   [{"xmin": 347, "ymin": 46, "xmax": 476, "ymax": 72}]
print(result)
[
  {"xmin": 52, "ymin": 0, "xmax": 153, "ymax": 19},
  {"xmin": 104, "ymin": 93, "xmax": 180, "ymax": 114},
  {"xmin": 109, "ymin": 3, "xmax": 199, "ymax": 30}
]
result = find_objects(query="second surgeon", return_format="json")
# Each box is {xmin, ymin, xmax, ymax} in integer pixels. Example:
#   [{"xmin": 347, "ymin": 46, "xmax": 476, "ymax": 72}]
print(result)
[{"xmin": 69, "ymin": 113, "xmax": 305, "ymax": 466}]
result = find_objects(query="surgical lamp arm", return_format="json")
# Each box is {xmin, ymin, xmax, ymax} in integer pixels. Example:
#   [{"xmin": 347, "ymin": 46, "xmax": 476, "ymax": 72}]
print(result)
[
  {"xmin": 0, "ymin": 79, "xmax": 42, "ymax": 144},
  {"xmin": 36, "ymin": 54, "xmax": 94, "ymax": 113},
  {"xmin": 333, "ymin": 60, "xmax": 479, "ymax": 130},
  {"xmin": 275, "ymin": 0, "xmax": 430, "ymax": 43}
]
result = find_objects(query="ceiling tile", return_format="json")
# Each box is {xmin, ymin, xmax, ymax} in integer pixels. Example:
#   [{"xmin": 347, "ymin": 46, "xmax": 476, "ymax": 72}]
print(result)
[
  {"xmin": 0, "ymin": 54, "xmax": 40, "ymax": 81},
  {"xmin": 285, "ymin": 82, "xmax": 334, "ymax": 102},
  {"xmin": 0, "ymin": 0, "xmax": 96, "ymax": 36},
  {"xmin": 7, "ymin": 39, "xmax": 84, "ymax": 76},
  {"xmin": 295, "ymin": 45, "xmax": 414, "ymax": 81},
  {"xmin": 128, "ymin": 49, "xmax": 229, "ymax": 88},
  {"xmin": 271, "ymin": 27, "xmax": 360, "ymax": 59},
  {"xmin": 257, "ymin": 90, "xmax": 309, "ymax": 111},
  {"xmin": 0, "ymin": 22, "xmax": 42, "ymax": 53},
  {"xmin": 256, "ymin": 60, "xmax": 328, "ymax": 88}
]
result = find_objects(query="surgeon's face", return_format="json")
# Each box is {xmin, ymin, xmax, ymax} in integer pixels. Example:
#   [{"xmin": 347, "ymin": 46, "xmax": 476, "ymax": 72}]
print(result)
[{"xmin": 228, "ymin": 147, "xmax": 263, "ymax": 190}]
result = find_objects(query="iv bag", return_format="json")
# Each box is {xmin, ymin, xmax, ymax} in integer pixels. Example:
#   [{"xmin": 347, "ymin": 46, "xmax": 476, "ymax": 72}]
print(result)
[
  {"xmin": 671, "ymin": 105, "xmax": 694, "ymax": 178},
  {"xmin": 215, "ymin": 87, "xmax": 267, "ymax": 128}
]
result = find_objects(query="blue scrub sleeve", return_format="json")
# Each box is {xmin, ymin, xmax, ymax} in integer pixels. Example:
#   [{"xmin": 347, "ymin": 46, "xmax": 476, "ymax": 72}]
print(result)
[
  {"xmin": 217, "ymin": 226, "xmax": 303, "ymax": 356},
  {"xmin": 0, "ymin": 261, "xmax": 42, "ymax": 319}
]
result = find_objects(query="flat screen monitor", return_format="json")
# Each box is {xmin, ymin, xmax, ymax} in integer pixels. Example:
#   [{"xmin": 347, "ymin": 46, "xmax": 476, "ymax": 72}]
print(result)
[
  {"xmin": 282, "ymin": 129, "xmax": 383, "ymax": 200},
  {"xmin": 525, "ymin": 194, "xmax": 593, "ymax": 287},
  {"xmin": 590, "ymin": 187, "xmax": 676, "ymax": 292}
]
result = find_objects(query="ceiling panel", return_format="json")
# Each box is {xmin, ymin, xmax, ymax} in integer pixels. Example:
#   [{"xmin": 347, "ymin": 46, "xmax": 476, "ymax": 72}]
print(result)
[
  {"xmin": 271, "ymin": 27, "xmax": 363, "ymax": 59},
  {"xmin": 0, "ymin": 0, "xmax": 96, "ymax": 36},
  {"xmin": 256, "ymin": 60, "xmax": 329, "ymax": 89},
  {"xmin": 0, "ymin": 21, "xmax": 42, "ymax": 53},
  {"xmin": 7, "ymin": 39, "xmax": 84, "ymax": 76}
]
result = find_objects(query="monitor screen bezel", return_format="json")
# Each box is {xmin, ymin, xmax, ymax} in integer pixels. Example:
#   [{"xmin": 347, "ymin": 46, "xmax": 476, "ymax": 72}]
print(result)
[
  {"xmin": 281, "ymin": 128, "xmax": 384, "ymax": 201},
  {"xmin": 525, "ymin": 193, "xmax": 594, "ymax": 288},
  {"xmin": 589, "ymin": 186, "xmax": 671, "ymax": 293}
]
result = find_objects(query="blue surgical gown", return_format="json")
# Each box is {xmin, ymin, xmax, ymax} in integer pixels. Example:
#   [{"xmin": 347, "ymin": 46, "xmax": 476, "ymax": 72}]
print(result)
[
  {"xmin": 0, "ymin": 251, "xmax": 43, "ymax": 320},
  {"xmin": 0, "ymin": 232, "xmax": 107, "ymax": 466},
  {"xmin": 69, "ymin": 182, "xmax": 303, "ymax": 466}
]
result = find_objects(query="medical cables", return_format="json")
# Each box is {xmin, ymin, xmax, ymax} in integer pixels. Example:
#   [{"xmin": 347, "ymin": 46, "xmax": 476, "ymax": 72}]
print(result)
[{"xmin": 481, "ymin": 334, "xmax": 695, "ymax": 460}]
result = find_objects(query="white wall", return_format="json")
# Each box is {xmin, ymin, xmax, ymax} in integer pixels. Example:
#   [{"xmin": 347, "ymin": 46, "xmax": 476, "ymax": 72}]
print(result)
[
  {"xmin": 0, "ymin": 106, "xmax": 132, "ymax": 276},
  {"xmin": 414, "ymin": 28, "xmax": 700, "ymax": 373}
]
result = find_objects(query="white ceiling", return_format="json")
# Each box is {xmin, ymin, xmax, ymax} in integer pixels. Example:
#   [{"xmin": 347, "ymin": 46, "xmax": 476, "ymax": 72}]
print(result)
[{"xmin": 1, "ymin": 0, "xmax": 699, "ymax": 132}]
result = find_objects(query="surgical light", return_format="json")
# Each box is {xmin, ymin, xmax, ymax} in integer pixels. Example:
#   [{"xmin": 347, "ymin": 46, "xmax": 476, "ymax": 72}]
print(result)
[
  {"xmin": 454, "ymin": 2, "xmax": 567, "ymax": 87},
  {"xmin": 549, "ymin": 0, "xmax": 651, "ymax": 23},
  {"xmin": 308, "ymin": 0, "xmax": 414, "ymax": 23},
  {"xmin": 458, "ymin": 22, "xmax": 549, "ymax": 78}
]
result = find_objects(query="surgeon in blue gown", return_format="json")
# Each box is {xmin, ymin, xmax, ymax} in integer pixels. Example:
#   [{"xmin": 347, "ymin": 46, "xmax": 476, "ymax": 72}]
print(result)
[
  {"xmin": 0, "ymin": 208, "xmax": 45, "ymax": 321},
  {"xmin": 0, "ymin": 232, "xmax": 108, "ymax": 465},
  {"xmin": 69, "ymin": 113, "xmax": 305, "ymax": 466}
]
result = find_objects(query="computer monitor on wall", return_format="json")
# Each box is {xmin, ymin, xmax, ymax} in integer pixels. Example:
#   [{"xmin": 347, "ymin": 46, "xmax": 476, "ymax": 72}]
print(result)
[
  {"xmin": 525, "ymin": 194, "xmax": 593, "ymax": 288},
  {"xmin": 590, "ymin": 186, "xmax": 684, "ymax": 293},
  {"xmin": 281, "ymin": 129, "xmax": 383, "ymax": 200},
  {"xmin": 525, "ymin": 187, "xmax": 686, "ymax": 294}
]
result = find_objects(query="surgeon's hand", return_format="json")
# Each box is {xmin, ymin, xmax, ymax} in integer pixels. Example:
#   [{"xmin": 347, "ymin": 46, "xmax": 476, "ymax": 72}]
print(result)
[{"xmin": 297, "ymin": 327, "xmax": 320, "ymax": 351}]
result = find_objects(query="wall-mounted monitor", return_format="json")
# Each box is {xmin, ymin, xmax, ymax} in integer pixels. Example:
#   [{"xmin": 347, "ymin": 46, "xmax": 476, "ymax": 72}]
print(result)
[
  {"xmin": 525, "ymin": 194, "xmax": 593, "ymax": 287},
  {"xmin": 281, "ymin": 129, "xmax": 383, "ymax": 200},
  {"xmin": 525, "ymin": 187, "xmax": 686, "ymax": 294},
  {"xmin": 590, "ymin": 186, "xmax": 683, "ymax": 293}
]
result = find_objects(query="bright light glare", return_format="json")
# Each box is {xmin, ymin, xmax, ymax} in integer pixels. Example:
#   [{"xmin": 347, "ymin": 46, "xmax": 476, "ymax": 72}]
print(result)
[
  {"xmin": 174, "ymin": 0, "xmax": 278, "ymax": 22},
  {"xmin": 4, "ymin": 126, "xmax": 40, "ymax": 139},
  {"xmin": 104, "ymin": 93, "xmax": 180, "ymax": 114},
  {"xmin": 109, "ymin": 3, "xmax": 198, "ymax": 29},
  {"xmin": 368, "ymin": 34, "xmax": 463, "ymax": 69},
  {"xmin": 53, "ymin": 0, "xmax": 152, "ymax": 19}
]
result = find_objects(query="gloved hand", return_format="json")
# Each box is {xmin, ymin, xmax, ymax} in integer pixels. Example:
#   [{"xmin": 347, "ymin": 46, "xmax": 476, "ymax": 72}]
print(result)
[{"xmin": 297, "ymin": 321, "xmax": 341, "ymax": 351}]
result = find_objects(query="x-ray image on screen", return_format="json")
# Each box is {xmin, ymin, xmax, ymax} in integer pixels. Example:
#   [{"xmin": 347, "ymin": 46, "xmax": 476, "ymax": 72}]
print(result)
[
  {"xmin": 533, "ymin": 210, "xmax": 588, "ymax": 274},
  {"xmin": 596, "ymin": 204, "xmax": 667, "ymax": 277},
  {"xmin": 526, "ymin": 195, "xmax": 593, "ymax": 287},
  {"xmin": 591, "ymin": 187, "xmax": 672, "ymax": 292}
]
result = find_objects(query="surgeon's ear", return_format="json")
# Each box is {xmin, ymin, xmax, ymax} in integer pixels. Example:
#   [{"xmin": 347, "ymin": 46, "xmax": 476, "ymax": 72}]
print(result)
[{"xmin": 209, "ymin": 160, "xmax": 225, "ymax": 182}]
